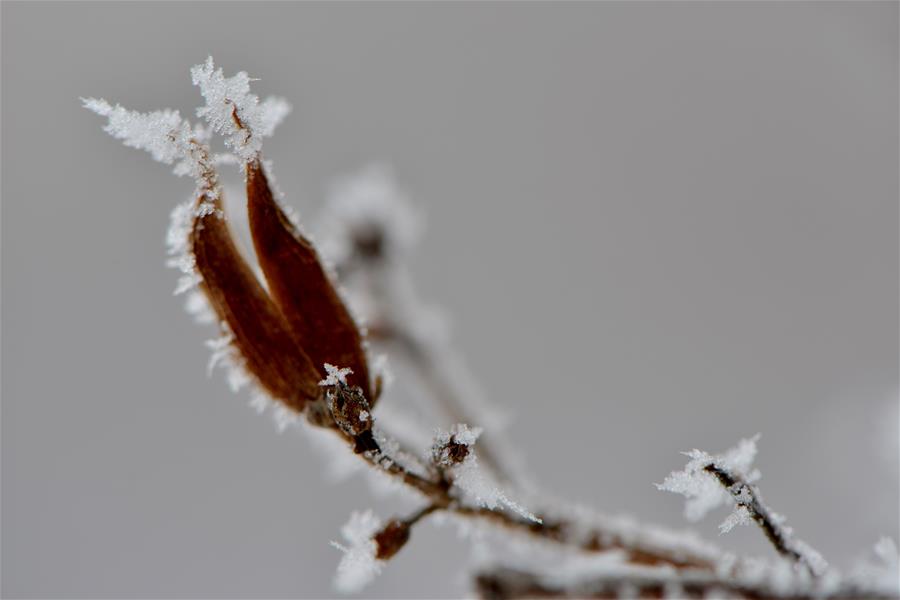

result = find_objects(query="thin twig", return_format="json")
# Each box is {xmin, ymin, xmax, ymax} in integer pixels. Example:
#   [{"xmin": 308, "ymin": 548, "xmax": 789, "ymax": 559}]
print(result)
[
  {"xmin": 473, "ymin": 566, "xmax": 896, "ymax": 600},
  {"xmin": 703, "ymin": 463, "xmax": 823, "ymax": 576}
]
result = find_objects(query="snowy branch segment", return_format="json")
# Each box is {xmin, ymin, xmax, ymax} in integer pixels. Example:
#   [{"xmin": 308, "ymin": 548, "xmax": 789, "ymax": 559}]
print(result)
[
  {"xmin": 656, "ymin": 434, "xmax": 761, "ymax": 523},
  {"xmin": 190, "ymin": 56, "xmax": 291, "ymax": 162},
  {"xmin": 657, "ymin": 435, "xmax": 827, "ymax": 576}
]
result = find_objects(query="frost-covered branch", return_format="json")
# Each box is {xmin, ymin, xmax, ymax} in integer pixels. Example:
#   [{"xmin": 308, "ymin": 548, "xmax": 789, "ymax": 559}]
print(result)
[
  {"xmin": 473, "ymin": 565, "xmax": 898, "ymax": 600},
  {"xmin": 315, "ymin": 376, "xmax": 722, "ymax": 576},
  {"xmin": 81, "ymin": 98, "xmax": 219, "ymax": 197},
  {"xmin": 703, "ymin": 462, "xmax": 824, "ymax": 576},
  {"xmin": 658, "ymin": 435, "xmax": 828, "ymax": 578}
]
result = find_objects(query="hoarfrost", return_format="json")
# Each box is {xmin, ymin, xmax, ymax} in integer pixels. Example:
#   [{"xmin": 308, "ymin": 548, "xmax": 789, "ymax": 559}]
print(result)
[
  {"xmin": 271, "ymin": 404, "xmax": 299, "ymax": 433},
  {"xmin": 718, "ymin": 505, "xmax": 752, "ymax": 534},
  {"xmin": 656, "ymin": 434, "xmax": 761, "ymax": 522},
  {"xmin": 850, "ymin": 537, "xmax": 900, "ymax": 592},
  {"xmin": 331, "ymin": 510, "xmax": 384, "ymax": 593},
  {"xmin": 438, "ymin": 424, "xmax": 540, "ymax": 523},
  {"xmin": 82, "ymin": 98, "xmax": 208, "ymax": 181},
  {"xmin": 372, "ymin": 353, "xmax": 394, "ymax": 389},
  {"xmin": 205, "ymin": 333, "xmax": 235, "ymax": 377},
  {"xmin": 183, "ymin": 291, "xmax": 215, "ymax": 324},
  {"xmin": 874, "ymin": 537, "xmax": 899, "ymax": 568},
  {"xmin": 190, "ymin": 56, "xmax": 290, "ymax": 162},
  {"xmin": 248, "ymin": 390, "xmax": 270, "ymax": 415},
  {"xmin": 320, "ymin": 363, "xmax": 353, "ymax": 387}
]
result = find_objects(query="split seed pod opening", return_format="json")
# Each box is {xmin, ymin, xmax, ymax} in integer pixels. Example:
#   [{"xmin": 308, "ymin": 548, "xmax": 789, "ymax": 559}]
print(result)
[{"xmin": 190, "ymin": 160, "xmax": 372, "ymax": 417}]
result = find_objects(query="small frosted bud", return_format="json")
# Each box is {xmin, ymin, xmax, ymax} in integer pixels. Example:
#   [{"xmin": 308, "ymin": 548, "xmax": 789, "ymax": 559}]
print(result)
[
  {"xmin": 373, "ymin": 519, "xmax": 411, "ymax": 560},
  {"xmin": 432, "ymin": 437, "xmax": 470, "ymax": 467},
  {"xmin": 431, "ymin": 423, "xmax": 480, "ymax": 468},
  {"xmin": 327, "ymin": 384, "xmax": 373, "ymax": 438}
]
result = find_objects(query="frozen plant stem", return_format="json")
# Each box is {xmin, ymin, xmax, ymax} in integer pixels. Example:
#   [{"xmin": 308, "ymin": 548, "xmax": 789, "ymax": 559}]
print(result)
[
  {"xmin": 703, "ymin": 463, "xmax": 819, "ymax": 576},
  {"xmin": 473, "ymin": 567, "xmax": 898, "ymax": 600}
]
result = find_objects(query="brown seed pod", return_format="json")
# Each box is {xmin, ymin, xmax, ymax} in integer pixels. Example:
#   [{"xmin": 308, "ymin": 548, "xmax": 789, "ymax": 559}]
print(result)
[
  {"xmin": 191, "ymin": 192, "xmax": 321, "ymax": 412},
  {"xmin": 372, "ymin": 519, "xmax": 411, "ymax": 561},
  {"xmin": 246, "ymin": 161, "xmax": 372, "ymax": 402}
]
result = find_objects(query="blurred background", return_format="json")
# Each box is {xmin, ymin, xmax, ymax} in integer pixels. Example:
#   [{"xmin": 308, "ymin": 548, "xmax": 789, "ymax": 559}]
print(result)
[{"xmin": 2, "ymin": 2, "xmax": 897, "ymax": 598}]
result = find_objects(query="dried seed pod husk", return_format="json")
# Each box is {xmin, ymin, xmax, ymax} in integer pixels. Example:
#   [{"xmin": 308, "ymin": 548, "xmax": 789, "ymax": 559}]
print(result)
[
  {"xmin": 191, "ymin": 192, "xmax": 321, "ymax": 411},
  {"xmin": 373, "ymin": 519, "xmax": 411, "ymax": 560},
  {"xmin": 247, "ymin": 161, "xmax": 372, "ymax": 401}
]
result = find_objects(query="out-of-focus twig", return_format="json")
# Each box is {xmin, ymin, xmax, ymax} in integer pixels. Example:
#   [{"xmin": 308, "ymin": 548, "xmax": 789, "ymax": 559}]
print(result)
[{"xmin": 473, "ymin": 566, "xmax": 896, "ymax": 600}]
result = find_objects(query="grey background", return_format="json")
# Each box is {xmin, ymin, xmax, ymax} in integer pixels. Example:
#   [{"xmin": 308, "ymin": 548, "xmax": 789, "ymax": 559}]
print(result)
[{"xmin": 2, "ymin": 1, "xmax": 898, "ymax": 598}]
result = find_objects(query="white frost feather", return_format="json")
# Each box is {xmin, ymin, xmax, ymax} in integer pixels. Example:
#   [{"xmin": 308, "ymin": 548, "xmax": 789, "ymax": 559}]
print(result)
[
  {"xmin": 320, "ymin": 363, "xmax": 353, "ymax": 387},
  {"xmin": 331, "ymin": 510, "xmax": 384, "ymax": 593},
  {"xmin": 190, "ymin": 56, "xmax": 291, "ymax": 162},
  {"xmin": 438, "ymin": 425, "xmax": 541, "ymax": 524},
  {"xmin": 656, "ymin": 434, "xmax": 761, "ymax": 522},
  {"xmin": 718, "ymin": 505, "xmax": 752, "ymax": 534},
  {"xmin": 82, "ymin": 98, "xmax": 203, "ymax": 176}
]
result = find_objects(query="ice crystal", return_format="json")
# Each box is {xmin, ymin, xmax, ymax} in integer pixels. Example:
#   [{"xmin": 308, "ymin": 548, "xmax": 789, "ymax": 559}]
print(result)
[
  {"xmin": 81, "ymin": 98, "xmax": 209, "ymax": 182},
  {"xmin": 320, "ymin": 363, "xmax": 353, "ymax": 387},
  {"xmin": 436, "ymin": 425, "xmax": 540, "ymax": 523},
  {"xmin": 190, "ymin": 56, "xmax": 290, "ymax": 162},
  {"xmin": 656, "ymin": 434, "xmax": 761, "ymax": 522},
  {"xmin": 331, "ymin": 510, "xmax": 384, "ymax": 593},
  {"xmin": 718, "ymin": 505, "xmax": 752, "ymax": 534}
]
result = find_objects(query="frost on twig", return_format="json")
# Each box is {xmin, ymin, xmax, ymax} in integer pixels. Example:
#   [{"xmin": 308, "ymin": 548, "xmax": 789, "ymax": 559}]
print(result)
[
  {"xmin": 331, "ymin": 504, "xmax": 439, "ymax": 593},
  {"xmin": 657, "ymin": 435, "xmax": 828, "ymax": 577},
  {"xmin": 473, "ymin": 563, "xmax": 899, "ymax": 600},
  {"xmin": 433, "ymin": 425, "xmax": 540, "ymax": 524},
  {"xmin": 81, "ymin": 98, "xmax": 212, "ymax": 184},
  {"xmin": 656, "ymin": 434, "xmax": 762, "ymax": 523}
]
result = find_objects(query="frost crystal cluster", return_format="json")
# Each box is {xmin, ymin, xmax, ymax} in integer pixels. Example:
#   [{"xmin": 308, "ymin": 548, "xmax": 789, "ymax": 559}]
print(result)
[
  {"xmin": 657, "ymin": 434, "xmax": 761, "ymax": 523},
  {"xmin": 330, "ymin": 510, "xmax": 384, "ymax": 594}
]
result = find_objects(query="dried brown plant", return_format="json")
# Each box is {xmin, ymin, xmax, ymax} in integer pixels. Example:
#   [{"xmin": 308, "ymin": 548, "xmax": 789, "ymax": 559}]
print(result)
[{"xmin": 84, "ymin": 58, "xmax": 899, "ymax": 600}]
